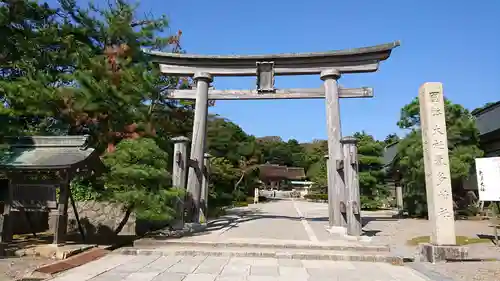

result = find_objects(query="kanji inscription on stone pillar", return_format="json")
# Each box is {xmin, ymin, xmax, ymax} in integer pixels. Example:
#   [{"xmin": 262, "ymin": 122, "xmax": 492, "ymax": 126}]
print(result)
[{"xmin": 419, "ymin": 82, "xmax": 457, "ymax": 245}]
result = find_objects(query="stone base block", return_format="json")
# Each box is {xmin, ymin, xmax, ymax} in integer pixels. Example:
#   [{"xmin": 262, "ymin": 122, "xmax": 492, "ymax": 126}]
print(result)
[
  {"xmin": 325, "ymin": 226, "xmax": 347, "ymax": 236},
  {"xmin": 417, "ymin": 243, "xmax": 468, "ymax": 263},
  {"xmin": 324, "ymin": 226, "xmax": 374, "ymax": 242}
]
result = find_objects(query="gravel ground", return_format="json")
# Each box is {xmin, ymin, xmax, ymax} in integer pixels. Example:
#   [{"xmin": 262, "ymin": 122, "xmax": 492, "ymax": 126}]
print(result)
[
  {"xmin": 362, "ymin": 211, "xmax": 500, "ymax": 281},
  {"xmin": 0, "ymin": 256, "xmax": 53, "ymax": 281}
]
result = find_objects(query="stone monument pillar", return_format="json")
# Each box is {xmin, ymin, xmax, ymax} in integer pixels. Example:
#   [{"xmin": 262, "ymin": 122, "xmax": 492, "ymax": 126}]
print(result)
[
  {"xmin": 395, "ymin": 185, "xmax": 403, "ymax": 215},
  {"xmin": 418, "ymin": 82, "xmax": 467, "ymax": 262},
  {"xmin": 186, "ymin": 72, "xmax": 212, "ymax": 223},
  {"xmin": 321, "ymin": 69, "xmax": 347, "ymax": 229}
]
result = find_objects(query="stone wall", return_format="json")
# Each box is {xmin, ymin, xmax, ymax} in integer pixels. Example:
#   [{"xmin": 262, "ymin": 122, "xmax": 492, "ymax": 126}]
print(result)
[
  {"xmin": 65, "ymin": 201, "xmax": 136, "ymax": 236},
  {"xmin": 13, "ymin": 201, "xmax": 168, "ymax": 237}
]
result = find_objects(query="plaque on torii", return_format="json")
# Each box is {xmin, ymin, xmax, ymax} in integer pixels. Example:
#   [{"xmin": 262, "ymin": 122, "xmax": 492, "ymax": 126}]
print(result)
[{"xmin": 144, "ymin": 41, "xmax": 400, "ymax": 228}]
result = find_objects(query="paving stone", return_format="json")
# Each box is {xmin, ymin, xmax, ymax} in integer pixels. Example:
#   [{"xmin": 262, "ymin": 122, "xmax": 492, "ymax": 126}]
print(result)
[
  {"xmin": 245, "ymin": 277, "xmax": 277, "ymax": 281},
  {"xmin": 250, "ymin": 265, "xmax": 279, "ymax": 276},
  {"xmin": 251, "ymin": 257, "xmax": 279, "ymax": 266},
  {"xmin": 167, "ymin": 256, "xmax": 207, "ymax": 274},
  {"xmin": 278, "ymin": 266, "xmax": 309, "ymax": 278},
  {"xmin": 122, "ymin": 271, "xmax": 161, "ymax": 281},
  {"xmin": 140, "ymin": 256, "xmax": 182, "ymax": 272},
  {"xmin": 219, "ymin": 264, "xmax": 250, "ymax": 276},
  {"xmin": 194, "ymin": 256, "xmax": 229, "ymax": 274},
  {"xmin": 88, "ymin": 272, "xmax": 130, "ymax": 281},
  {"xmin": 110, "ymin": 255, "xmax": 160, "ymax": 273},
  {"xmin": 184, "ymin": 273, "xmax": 218, "ymax": 281},
  {"xmin": 301, "ymin": 260, "xmax": 355, "ymax": 270},
  {"xmin": 227, "ymin": 257, "xmax": 254, "ymax": 266},
  {"xmin": 277, "ymin": 259, "xmax": 303, "ymax": 267},
  {"xmin": 151, "ymin": 271, "xmax": 186, "ymax": 281},
  {"xmin": 215, "ymin": 276, "xmax": 247, "ymax": 281}
]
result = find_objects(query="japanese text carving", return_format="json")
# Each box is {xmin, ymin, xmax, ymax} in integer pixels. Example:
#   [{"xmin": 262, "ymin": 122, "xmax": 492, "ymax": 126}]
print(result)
[
  {"xmin": 431, "ymin": 107, "xmax": 442, "ymax": 116},
  {"xmin": 432, "ymin": 140, "xmax": 445, "ymax": 150},
  {"xmin": 437, "ymin": 207, "xmax": 452, "ymax": 219},
  {"xmin": 432, "ymin": 124, "xmax": 445, "ymax": 136},
  {"xmin": 434, "ymin": 154, "xmax": 447, "ymax": 166},
  {"xmin": 437, "ymin": 172, "xmax": 448, "ymax": 186},
  {"xmin": 429, "ymin": 91, "xmax": 440, "ymax": 103},
  {"xmin": 438, "ymin": 189, "xmax": 450, "ymax": 200}
]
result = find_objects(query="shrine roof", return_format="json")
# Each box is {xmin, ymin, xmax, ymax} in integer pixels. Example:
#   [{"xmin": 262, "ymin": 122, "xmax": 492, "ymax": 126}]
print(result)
[
  {"xmin": 144, "ymin": 41, "xmax": 401, "ymax": 76},
  {"xmin": 259, "ymin": 164, "xmax": 306, "ymax": 180},
  {"xmin": 0, "ymin": 136, "xmax": 97, "ymax": 170},
  {"xmin": 146, "ymin": 41, "xmax": 400, "ymax": 60},
  {"xmin": 472, "ymin": 101, "xmax": 500, "ymax": 136}
]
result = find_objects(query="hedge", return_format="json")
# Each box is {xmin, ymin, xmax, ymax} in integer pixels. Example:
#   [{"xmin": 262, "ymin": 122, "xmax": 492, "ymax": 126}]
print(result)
[{"xmin": 303, "ymin": 194, "xmax": 328, "ymax": 201}]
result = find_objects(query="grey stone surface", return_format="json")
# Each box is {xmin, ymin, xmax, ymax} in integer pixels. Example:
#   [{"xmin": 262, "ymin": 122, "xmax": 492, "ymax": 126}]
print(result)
[
  {"xmin": 52, "ymin": 200, "xmax": 500, "ymax": 281},
  {"xmin": 53, "ymin": 254, "xmax": 431, "ymax": 281},
  {"xmin": 151, "ymin": 272, "xmax": 186, "ymax": 281},
  {"xmin": 417, "ymin": 243, "xmax": 468, "ymax": 263},
  {"xmin": 418, "ymin": 82, "xmax": 457, "ymax": 246},
  {"xmin": 63, "ymin": 200, "xmax": 136, "ymax": 235},
  {"xmin": 250, "ymin": 265, "xmax": 279, "ymax": 276}
]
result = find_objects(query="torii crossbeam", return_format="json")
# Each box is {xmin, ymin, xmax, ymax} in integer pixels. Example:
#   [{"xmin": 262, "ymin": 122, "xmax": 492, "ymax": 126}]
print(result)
[{"xmin": 145, "ymin": 41, "xmax": 400, "ymax": 230}]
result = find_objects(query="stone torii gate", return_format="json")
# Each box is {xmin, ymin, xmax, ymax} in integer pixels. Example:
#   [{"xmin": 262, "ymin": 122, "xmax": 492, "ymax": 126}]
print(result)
[{"xmin": 145, "ymin": 41, "xmax": 400, "ymax": 232}]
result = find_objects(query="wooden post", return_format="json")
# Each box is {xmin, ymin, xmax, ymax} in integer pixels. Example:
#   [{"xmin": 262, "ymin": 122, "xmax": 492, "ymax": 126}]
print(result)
[
  {"xmin": 321, "ymin": 69, "xmax": 347, "ymax": 228},
  {"xmin": 172, "ymin": 136, "xmax": 190, "ymax": 189},
  {"xmin": 172, "ymin": 136, "xmax": 190, "ymax": 228},
  {"xmin": 0, "ymin": 178, "xmax": 13, "ymax": 244},
  {"xmin": 54, "ymin": 172, "xmax": 69, "ymax": 245},
  {"xmin": 341, "ymin": 136, "xmax": 362, "ymax": 236},
  {"xmin": 186, "ymin": 72, "xmax": 212, "ymax": 223},
  {"xmin": 200, "ymin": 153, "xmax": 211, "ymax": 223}
]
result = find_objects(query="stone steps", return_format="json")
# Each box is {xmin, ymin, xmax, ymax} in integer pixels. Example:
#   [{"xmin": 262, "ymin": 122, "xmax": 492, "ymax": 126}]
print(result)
[
  {"xmin": 134, "ymin": 238, "xmax": 390, "ymax": 253},
  {"xmin": 117, "ymin": 245, "xmax": 404, "ymax": 265}
]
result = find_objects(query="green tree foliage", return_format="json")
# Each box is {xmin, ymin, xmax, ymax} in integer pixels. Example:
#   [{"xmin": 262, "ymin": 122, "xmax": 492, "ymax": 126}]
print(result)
[
  {"xmin": 206, "ymin": 115, "xmax": 261, "ymax": 204},
  {"xmin": 394, "ymin": 97, "xmax": 483, "ymax": 216},
  {"xmin": 207, "ymin": 115, "xmax": 259, "ymax": 165},
  {"xmin": 354, "ymin": 132, "xmax": 388, "ymax": 209},
  {"xmin": 102, "ymin": 138, "xmax": 184, "ymax": 232},
  {"xmin": 208, "ymin": 157, "xmax": 240, "ymax": 207},
  {"xmin": 0, "ymin": 0, "xmax": 191, "ymax": 142},
  {"xmin": 0, "ymin": 0, "xmax": 192, "ymax": 229},
  {"xmin": 257, "ymin": 137, "xmax": 309, "ymax": 168},
  {"xmin": 383, "ymin": 133, "xmax": 400, "ymax": 146}
]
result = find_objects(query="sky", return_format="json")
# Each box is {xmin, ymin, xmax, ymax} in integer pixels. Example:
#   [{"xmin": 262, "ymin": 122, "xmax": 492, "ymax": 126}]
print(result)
[{"xmin": 53, "ymin": 0, "xmax": 500, "ymax": 143}]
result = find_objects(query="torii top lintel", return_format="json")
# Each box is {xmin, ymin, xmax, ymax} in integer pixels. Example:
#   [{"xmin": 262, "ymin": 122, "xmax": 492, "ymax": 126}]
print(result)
[{"xmin": 144, "ymin": 41, "xmax": 400, "ymax": 77}]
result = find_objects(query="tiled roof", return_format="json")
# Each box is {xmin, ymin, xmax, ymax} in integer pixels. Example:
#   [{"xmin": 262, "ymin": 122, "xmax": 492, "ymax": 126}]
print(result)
[
  {"xmin": 0, "ymin": 136, "xmax": 97, "ymax": 170},
  {"xmin": 472, "ymin": 101, "xmax": 500, "ymax": 136},
  {"xmin": 259, "ymin": 164, "xmax": 306, "ymax": 180}
]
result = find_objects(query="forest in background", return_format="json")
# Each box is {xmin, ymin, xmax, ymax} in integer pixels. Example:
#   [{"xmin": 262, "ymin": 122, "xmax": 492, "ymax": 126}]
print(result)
[{"xmin": 0, "ymin": 0, "xmax": 490, "ymax": 233}]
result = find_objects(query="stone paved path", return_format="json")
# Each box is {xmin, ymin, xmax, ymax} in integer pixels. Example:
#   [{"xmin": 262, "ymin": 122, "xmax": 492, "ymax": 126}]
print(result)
[
  {"xmin": 50, "ymin": 200, "xmax": 441, "ymax": 280},
  {"xmin": 50, "ymin": 254, "xmax": 432, "ymax": 281},
  {"xmin": 182, "ymin": 199, "xmax": 395, "ymax": 244}
]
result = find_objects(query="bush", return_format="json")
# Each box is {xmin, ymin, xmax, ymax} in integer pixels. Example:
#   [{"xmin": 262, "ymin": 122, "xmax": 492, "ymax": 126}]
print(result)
[
  {"xmin": 233, "ymin": 201, "xmax": 249, "ymax": 207},
  {"xmin": 360, "ymin": 195, "xmax": 384, "ymax": 210},
  {"xmin": 207, "ymin": 206, "xmax": 226, "ymax": 218},
  {"xmin": 304, "ymin": 194, "xmax": 328, "ymax": 201}
]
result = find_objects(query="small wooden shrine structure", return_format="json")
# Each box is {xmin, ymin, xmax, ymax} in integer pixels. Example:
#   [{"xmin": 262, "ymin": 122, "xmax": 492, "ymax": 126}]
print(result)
[
  {"xmin": 258, "ymin": 164, "xmax": 306, "ymax": 190},
  {"xmin": 0, "ymin": 136, "xmax": 102, "ymax": 245}
]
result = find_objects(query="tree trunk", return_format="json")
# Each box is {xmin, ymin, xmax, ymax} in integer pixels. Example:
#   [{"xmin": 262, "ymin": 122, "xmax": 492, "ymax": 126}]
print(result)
[{"xmin": 114, "ymin": 205, "xmax": 133, "ymax": 235}]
